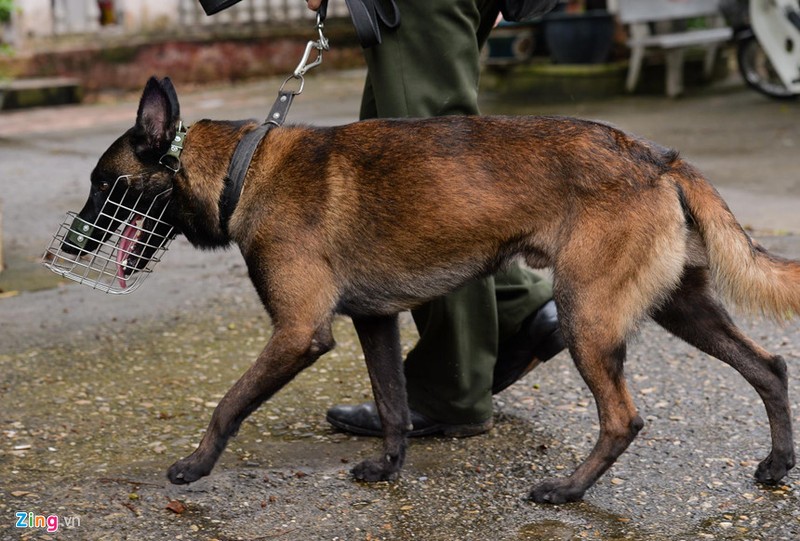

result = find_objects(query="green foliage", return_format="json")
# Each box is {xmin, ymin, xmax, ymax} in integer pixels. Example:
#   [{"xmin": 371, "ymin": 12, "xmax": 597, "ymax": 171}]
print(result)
[
  {"xmin": 686, "ymin": 17, "xmax": 709, "ymax": 30},
  {"xmin": 0, "ymin": 0, "xmax": 15, "ymax": 24}
]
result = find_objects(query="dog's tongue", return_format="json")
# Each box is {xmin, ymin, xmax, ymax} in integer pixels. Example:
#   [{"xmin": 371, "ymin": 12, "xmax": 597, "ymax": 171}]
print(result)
[{"xmin": 116, "ymin": 215, "xmax": 143, "ymax": 288}]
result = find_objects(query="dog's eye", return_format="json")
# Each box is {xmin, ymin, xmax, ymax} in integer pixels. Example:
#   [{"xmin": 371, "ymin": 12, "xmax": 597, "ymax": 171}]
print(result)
[{"xmin": 98, "ymin": 181, "xmax": 110, "ymax": 192}]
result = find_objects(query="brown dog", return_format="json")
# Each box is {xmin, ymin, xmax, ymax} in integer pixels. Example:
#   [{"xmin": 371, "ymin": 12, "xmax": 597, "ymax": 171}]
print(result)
[{"xmin": 67, "ymin": 77, "xmax": 800, "ymax": 504}]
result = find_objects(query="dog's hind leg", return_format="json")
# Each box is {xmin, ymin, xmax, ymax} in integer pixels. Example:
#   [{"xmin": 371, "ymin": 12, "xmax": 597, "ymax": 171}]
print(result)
[
  {"xmin": 167, "ymin": 314, "xmax": 336, "ymax": 485},
  {"xmin": 529, "ymin": 300, "xmax": 643, "ymax": 504},
  {"xmin": 529, "ymin": 196, "xmax": 685, "ymax": 503},
  {"xmin": 652, "ymin": 267, "xmax": 795, "ymax": 484},
  {"xmin": 350, "ymin": 314, "xmax": 411, "ymax": 482}
]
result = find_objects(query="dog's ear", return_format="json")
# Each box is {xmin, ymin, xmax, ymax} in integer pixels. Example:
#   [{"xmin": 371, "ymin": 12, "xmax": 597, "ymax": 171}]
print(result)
[
  {"xmin": 160, "ymin": 77, "xmax": 181, "ymax": 121},
  {"xmin": 134, "ymin": 76, "xmax": 180, "ymax": 158}
]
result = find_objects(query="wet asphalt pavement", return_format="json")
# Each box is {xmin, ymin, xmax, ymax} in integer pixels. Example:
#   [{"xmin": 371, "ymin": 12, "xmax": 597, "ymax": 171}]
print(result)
[{"xmin": 1, "ymin": 69, "xmax": 799, "ymax": 540}]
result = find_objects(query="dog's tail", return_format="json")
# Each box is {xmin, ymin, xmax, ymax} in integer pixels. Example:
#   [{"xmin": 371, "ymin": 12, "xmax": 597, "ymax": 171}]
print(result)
[{"xmin": 673, "ymin": 162, "xmax": 800, "ymax": 319}]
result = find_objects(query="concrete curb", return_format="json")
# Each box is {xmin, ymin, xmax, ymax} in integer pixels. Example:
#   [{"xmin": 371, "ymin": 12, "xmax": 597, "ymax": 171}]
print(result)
[
  {"xmin": 2, "ymin": 21, "xmax": 364, "ymax": 97},
  {"xmin": 0, "ymin": 77, "xmax": 82, "ymax": 110}
]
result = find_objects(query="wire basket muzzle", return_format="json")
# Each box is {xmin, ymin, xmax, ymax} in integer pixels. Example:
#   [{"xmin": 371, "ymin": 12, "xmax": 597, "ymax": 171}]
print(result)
[{"xmin": 42, "ymin": 178, "xmax": 176, "ymax": 294}]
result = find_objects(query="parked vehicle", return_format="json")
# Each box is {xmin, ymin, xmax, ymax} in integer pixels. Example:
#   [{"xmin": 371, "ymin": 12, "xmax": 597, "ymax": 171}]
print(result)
[{"xmin": 721, "ymin": 0, "xmax": 800, "ymax": 99}]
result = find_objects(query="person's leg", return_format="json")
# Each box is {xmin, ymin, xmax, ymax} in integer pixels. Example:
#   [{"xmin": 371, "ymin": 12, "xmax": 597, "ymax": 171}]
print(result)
[
  {"xmin": 356, "ymin": 0, "xmax": 500, "ymax": 427},
  {"xmin": 403, "ymin": 279, "xmax": 499, "ymax": 425},
  {"xmin": 405, "ymin": 267, "xmax": 556, "ymax": 424},
  {"xmin": 492, "ymin": 266, "xmax": 562, "ymax": 394},
  {"xmin": 495, "ymin": 266, "xmax": 554, "ymax": 343},
  {"xmin": 329, "ymin": 0, "xmax": 560, "ymax": 433},
  {"xmin": 360, "ymin": 0, "xmax": 487, "ymax": 119}
]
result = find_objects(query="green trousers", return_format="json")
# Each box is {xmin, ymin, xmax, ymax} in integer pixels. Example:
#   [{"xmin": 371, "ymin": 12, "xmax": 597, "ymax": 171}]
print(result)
[{"xmin": 360, "ymin": 0, "xmax": 553, "ymax": 424}]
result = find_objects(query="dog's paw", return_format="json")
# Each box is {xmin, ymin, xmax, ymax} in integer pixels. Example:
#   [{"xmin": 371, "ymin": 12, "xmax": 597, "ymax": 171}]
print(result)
[
  {"xmin": 351, "ymin": 458, "xmax": 400, "ymax": 483},
  {"xmin": 755, "ymin": 450, "xmax": 795, "ymax": 485},
  {"xmin": 167, "ymin": 456, "xmax": 213, "ymax": 485},
  {"xmin": 528, "ymin": 478, "xmax": 585, "ymax": 505}
]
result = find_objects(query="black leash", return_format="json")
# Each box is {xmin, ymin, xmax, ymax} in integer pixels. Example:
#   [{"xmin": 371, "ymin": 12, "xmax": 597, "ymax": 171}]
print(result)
[
  {"xmin": 198, "ymin": 0, "xmax": 399, "ymax": 48},
  {"xmin": 218, "ymin": 14, "xmax": 326, "ymax": 234}
]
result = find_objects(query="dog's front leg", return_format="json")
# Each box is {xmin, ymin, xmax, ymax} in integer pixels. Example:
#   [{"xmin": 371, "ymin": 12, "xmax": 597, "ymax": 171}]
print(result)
[
  {"xmin": 351, "ymin": 315, "xmax": 411, "ymax": 482},
  {"xmin": 167, "ymin": 322, "xmax": 334, "ymax": 484}
]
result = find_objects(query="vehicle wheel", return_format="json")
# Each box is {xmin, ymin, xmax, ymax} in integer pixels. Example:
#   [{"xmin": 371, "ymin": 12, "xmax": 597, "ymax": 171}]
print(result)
[{"xmin": 737, "ymin": 34, "xmax": 798, "ymax": 100}]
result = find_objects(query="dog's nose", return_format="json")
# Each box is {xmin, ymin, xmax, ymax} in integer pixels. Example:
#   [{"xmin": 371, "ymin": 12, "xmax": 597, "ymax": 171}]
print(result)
[{"xmin": 60, "ymin": 238, "xmax": 83, "ymax": 255}]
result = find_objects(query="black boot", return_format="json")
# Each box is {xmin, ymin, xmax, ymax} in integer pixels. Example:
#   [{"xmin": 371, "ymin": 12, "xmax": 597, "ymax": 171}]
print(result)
[
  {"xmin": 491, "ymin": 300, "xmax": 564, "ymax": 394},
  {"xmin": 326, "ymin": 402, "xmax": 493, "ymax": 438},
  {"xmin": 326, "ymin": 301, "xmax": 563, "ymax": 437}
]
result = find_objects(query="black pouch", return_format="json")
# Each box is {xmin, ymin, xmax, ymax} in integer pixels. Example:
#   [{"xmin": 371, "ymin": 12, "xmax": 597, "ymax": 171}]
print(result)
[
  {"xmin": 199, "ymin": 0, "xmax": 330, "ymax": 19},
  {"xmin": 198, "ymin": 0, "xmax": 394, "ymax": 48},
  {"xmin": 199, "ymin": 0, "xmax": 244, "ymax": 15},
  {"xmin": 499, "ymin": 0, "xmax": 559, "ymax": 22}
]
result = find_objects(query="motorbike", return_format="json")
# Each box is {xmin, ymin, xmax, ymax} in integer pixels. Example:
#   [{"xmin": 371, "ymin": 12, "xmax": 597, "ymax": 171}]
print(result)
[{"xmin": 720, "ymin": 0, "xmax": 800, "ymax": 100}]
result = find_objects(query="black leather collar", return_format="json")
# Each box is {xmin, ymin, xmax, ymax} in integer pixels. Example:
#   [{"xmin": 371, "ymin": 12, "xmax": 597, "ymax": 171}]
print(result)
[{"xmin": 218, "ymin": 90, "xmax": 296, "ymax": 234}]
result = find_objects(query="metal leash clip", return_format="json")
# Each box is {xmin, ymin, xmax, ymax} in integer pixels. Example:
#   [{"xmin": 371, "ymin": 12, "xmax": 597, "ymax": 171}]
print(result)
[{"xmin": 280, "ymin": 12, "xmax": 330, "ymax": 95}]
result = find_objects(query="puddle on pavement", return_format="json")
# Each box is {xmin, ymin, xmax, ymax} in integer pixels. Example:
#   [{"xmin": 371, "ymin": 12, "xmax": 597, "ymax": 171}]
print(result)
[
  {"xmin": 0, "ymin": 245, "xmax": 66, "ymax": 296},
  {"xmin": 518, "ymin": 520, "xmax": 577, "ymax": 540},
  {"xmin": 0, "ymin": 303, "xmax": 378, "ymax": 487}
]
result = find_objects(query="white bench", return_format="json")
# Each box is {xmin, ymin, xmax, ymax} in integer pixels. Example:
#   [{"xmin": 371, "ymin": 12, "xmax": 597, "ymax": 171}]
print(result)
[{"xmin": 617, "ymin": 0, "xmax": 733, "ymax": 97}]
